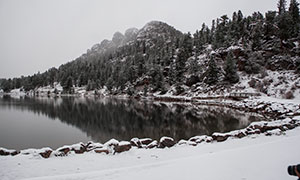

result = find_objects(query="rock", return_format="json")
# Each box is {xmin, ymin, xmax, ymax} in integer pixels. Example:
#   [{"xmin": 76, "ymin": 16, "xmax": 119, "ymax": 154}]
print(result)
[
  {"xmin": 234, "ymin": 131, "xmax": 246, "ymax": 139},
  {"xmin": 212, "ymin": 133, "xmax": 230, "ymax": 142},
  {"xmin": 146, "ymin": 140, "xmax": 158, "ymax": 149},
  {"xmin": 0, "ymin": 148, "xmax": 19, "ymax": 156},
  {"xmin": 188, "ymin": 135, "xmax": 212, "ymax": 143},
  {"xmin": 94, "ymin": 148, "xmax": 109, "ymax": 154},
  {"xmin": 39, "ymin": 150, "xmax": 52, "ymax": 158},
  {"xmin": 140, "ymin": 138, "xmax": 153, "ymax": 146},
  {"xmin": 178, "ymin": 140, "xmax": 197, "ymax": 146},
  {"xmin": 104, "ymin": 139, "xmax": 119, "ymax": 147},
  {"xmin": 0, "ymin": 148, "xmax": 10, "ymax": 156},
  {"xmin": 10, "ymin": 150, "xmax": 20, "ymax": 156},
  {"xmin": 284, "ymin": 124, "xmax": 297, "ymax": 130},
  {"xmin": 158, "ymin": 137, "xmax": 176, "ymax": 148},
  {"xmin": 69, "ymin": 143, "xmax": 87, "ymax": 154},
  {"xmin": 58, "ymin": 147, "xmax": 70, "ymax": 154},
  {"xmin": 85, "ymin": 142, "xmax": 103, "ymax": 152},
  {"xmin": 73, "ymin": 146, "xmax": 86, "ymax": 154},
  {"xmin": 114, "ymin": 141, "xmax": 131, "ymax": 153},
  {"xmin": 265, "ymin": 129, "xmax": 282, "ymax": 136},
  {"xmin": 245, "ymin": 129, "xmax": 261, "ymax": 135},
  {"xmin": 130, "ymin": 138, "xmax": 142, "ymax": 148},
  {"xmin": 55, "ymin": 146, "xmax": 71, "ymax": 156},
  {"xmin": 189, "ymin": 136, "xmax": 205, "ymax": 143},
  {"xmin": 206, "ymin": 136, "xmax": 213, "ymax": 143}
]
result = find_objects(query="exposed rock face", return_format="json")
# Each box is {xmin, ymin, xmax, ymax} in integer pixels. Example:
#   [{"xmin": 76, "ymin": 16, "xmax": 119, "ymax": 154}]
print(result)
[
  {"xmin": 112, "ymin": 32, "xmax": 125, "ymax": 46},
  {"xmin": 158, "ymin": 137, "xmax": 176, "ymax": 148},
  {"xmin": 124, "ymin": 28, "xmax": 138, "ymax": 42}
]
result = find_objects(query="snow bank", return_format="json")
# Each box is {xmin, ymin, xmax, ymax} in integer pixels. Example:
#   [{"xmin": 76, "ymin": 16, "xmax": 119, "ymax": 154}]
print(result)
[{"xmin": 1, "ymin": 127, "xmax": 299, "ymax": 180}]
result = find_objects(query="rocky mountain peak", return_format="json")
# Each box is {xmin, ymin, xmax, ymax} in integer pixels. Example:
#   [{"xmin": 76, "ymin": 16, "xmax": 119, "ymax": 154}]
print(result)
[{"xmin": 137, "ymin": 20, "xmax": 182, "ymax": 41}]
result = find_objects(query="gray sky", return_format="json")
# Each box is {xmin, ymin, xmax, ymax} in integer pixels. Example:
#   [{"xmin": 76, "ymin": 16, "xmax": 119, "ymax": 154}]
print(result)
[{"xmin": 0, "ymin": 0, "xmax": 277, "ymax": 78}]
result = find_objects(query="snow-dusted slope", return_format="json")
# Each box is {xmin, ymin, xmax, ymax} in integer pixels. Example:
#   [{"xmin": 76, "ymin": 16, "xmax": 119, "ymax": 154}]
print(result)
[{"xmin": 1, "ymin": 127, "xmax": 299, "ymax": 180}]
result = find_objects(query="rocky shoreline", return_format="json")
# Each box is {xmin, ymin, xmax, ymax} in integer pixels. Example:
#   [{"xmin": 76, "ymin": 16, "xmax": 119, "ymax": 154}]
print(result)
[
  {"xmin": 1, "ymin": 114, "xmax": 299, "ymax": 159},
  {"xmin": 1, "ymin": 95, "xmax": 299, "ymax": 159}
]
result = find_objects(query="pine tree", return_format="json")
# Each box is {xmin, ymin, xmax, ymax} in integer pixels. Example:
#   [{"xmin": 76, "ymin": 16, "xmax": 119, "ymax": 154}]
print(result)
[
  {"xmin": 277, "ymin": 12, "xmax": 293, "ymax": 40},
  {"xmin": 289, "ymin": 0, "xmax": 300, "ymax": 37},
  {"xmin": 63, "ymin": 76, "xmax": 74, "ymax": 94},
  {"xmin": 175, "ymin": 48, "xmax": 187, "ymax": 82},
  {"xmin": 204, "ymin": 57, "xmax": 219, "ymax": 85},
  {"xmin": 278, "ymin": 0, "xmax": 287, "ymax": 15},
  {"xmin": 224, "ymin": 52, "xmax": 239, "ymax": 84}
]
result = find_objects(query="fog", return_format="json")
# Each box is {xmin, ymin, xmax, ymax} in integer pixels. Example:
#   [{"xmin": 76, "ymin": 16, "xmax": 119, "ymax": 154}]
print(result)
[{"xmin": 0, "ymin": 0, "xmax": 277, "ymax": 78}]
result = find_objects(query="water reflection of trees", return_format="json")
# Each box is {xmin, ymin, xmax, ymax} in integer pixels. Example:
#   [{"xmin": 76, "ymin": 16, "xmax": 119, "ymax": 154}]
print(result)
[{"xmin": 0, "ymin": 96, "xmax": 262, "ymax": 143}]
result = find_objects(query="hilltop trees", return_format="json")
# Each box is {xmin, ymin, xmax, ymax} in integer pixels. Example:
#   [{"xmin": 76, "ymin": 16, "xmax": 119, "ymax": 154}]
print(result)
[
  {"xmin": 224, "ymin": 52, "xmax": 239, "ymax": 84},
  {"xmin": 204, "ymin": 57, "xmax": 219, "ymax": 85},
  {"xmin": 1, "ymin": 0, "xmax": 299, "ymax": 95}
]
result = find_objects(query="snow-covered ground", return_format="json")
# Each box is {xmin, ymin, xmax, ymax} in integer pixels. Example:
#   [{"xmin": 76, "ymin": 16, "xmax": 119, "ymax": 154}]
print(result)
[{"xmin": 1, "ymin": 126, "xmax": 300, "ymax": 180}]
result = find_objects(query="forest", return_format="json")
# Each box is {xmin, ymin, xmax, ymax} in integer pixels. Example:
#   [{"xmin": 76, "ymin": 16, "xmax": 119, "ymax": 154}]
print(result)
[{"xmin": 1, "ymin": 0, "xmax": 299, "ymax": 95}]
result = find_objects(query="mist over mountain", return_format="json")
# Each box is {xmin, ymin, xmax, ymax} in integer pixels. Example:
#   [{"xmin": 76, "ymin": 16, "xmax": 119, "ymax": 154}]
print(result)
[{"xmin": 1, "ymin": 0, "xmax": 300, "ymax": 98}]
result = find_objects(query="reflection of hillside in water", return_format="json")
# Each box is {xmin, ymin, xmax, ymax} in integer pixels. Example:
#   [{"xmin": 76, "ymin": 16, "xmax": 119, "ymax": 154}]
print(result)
[{"xmin": 0, "ymin": 96, "xmax": 263, "ymax": 143}]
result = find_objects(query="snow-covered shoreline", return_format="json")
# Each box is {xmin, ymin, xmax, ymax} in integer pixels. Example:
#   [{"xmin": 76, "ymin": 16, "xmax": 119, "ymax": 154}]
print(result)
[
  {"xmin": 1, "ymin": 93, "xmax": 300, "ymax": 180},
  {"xmin": 1, "ymin": 124, "xmax": 300, "ymax": 180}
]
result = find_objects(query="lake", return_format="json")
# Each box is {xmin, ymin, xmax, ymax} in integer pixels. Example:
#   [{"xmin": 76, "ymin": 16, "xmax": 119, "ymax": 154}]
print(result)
[{"xmin": 0, "ymin": 95, "xmax": 264, "ymax": 150}]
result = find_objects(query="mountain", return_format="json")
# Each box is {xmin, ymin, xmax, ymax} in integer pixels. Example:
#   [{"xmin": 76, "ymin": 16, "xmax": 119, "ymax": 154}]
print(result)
[{"xmin": 1, "ymin": 0, "xmax": 300, "ymax": 99}]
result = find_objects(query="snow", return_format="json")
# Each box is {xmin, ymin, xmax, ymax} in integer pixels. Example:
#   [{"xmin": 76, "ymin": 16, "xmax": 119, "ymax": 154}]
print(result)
[
  {"xmin": 1, "ymin": 127, "xmax": 299, "ymax": 180},
  {"xmin": 118, "ymin": 141, "xmax": 130, "ymax": 146}
]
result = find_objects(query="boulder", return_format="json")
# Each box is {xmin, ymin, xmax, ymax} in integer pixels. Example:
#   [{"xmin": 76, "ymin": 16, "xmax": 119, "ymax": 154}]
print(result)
[
  {"xmin": 70, "ymin": 143, "xmax": 87, "ymax": 154},
  {"xmin": 55, "ymin": 146, "xmax": 71, "ymax": 156},
  {"xmin": 104, "ymin": 139, "xmax": 119, "ymax": 147},
  {"xmin": 85, "ymin": 142, "xmax": 103, "ymax": 152},
  {"xmin": 39, "ymin": 150, "xmax": 52, "ymax": 158},
  {"xmin": 158, "ymin": 137, "xmax": 176, "ymax": 148},
  {"xmin": 178, "ymin": 140, "xmax": 197, "ymax": 146},
  {"xmin": 58, "ymin": 147, "xmax": 70, "ymax": 154},
  {"xmin": 284, "ymin": 124, "xmax": 297, "ymax": 130},
  {"xmin": 114, "ymin": 141, "xmax": 131, "ymax": 153},
  {"xmin": 146, "ymin": 140, "xmax": 158, "ymax": 149},
  {"xmin": 130, "ymin": 138, "xmax": 142, "ymax": 148},
  {"xmin": 0, "ymin": 148, "xmax": 20, "ymax": 156},
  {"xmin": 234, "ymin": 131, "xmax": 246, "ymax": 139},
  {"xmin": 94, "ymin": 148, "xmax": 109, "ymax": 154},
  {"xmin": 140, "ymin": 138, "xmax": 153, "ymax": 146},
  {"xmin": 188, "ymin": 135, "xmax": 212, "ymax": 143},
  {"xmin": 10, "ymin": 150, "xmax": 20, "ymax": 156},
  {"xmin": 212, "ymin": 133, "xmax": 230, "ymax": 142},
  {"xmin": 0, "ymin": 148, "xmax": 11, "ymax": 156},
  {"xmin": 265, "ymin": 129, "xmax": 282, "ymax": 136}
]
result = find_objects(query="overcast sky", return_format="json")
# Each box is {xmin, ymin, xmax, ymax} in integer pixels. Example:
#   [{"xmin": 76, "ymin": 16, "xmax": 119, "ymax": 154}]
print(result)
[{"xmin": 0, "ymin": 0, "xmax": 277, "ymax": 78}]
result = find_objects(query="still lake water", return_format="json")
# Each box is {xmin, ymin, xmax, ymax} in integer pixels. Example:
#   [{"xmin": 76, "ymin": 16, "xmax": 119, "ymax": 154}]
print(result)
[{"xmin": 0, "ymin": 95, "xmax": 264, "ymax": 150}]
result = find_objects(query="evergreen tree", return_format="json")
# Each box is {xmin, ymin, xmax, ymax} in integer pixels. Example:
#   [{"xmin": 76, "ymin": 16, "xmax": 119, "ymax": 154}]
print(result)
[
  {"xmin": 63, "ymin": 76, "xmax": 74, "ymax": 94},
  {"xmin": 224, "ymin": 52, "xmax": 239, "ymax": 84},
  {"xmin": 204, "ymin": 57, "xmax": 219, "ymax": 85},
  {"xmin": 264, "ymin": 11, "xmax": 277, "ymax": 40},
  {"xmin": 278, "ymin": 0, "xmax": 287, "ymax": 15},
  {"xmin": 289, "ymin": 0, "xmax": 300, "ymax": 37},
  {"xmin": 277, "ymin": 12, "xmax": 293, "ymax": 40},
  {"xmin": 175, "ymin": 48, "xmax": 187, "ymax": 83}
]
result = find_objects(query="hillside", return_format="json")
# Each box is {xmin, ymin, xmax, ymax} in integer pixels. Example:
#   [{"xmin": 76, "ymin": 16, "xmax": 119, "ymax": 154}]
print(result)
[{"xmin": 0, "ymin": 0, "xmax": 300, "ymax": 99}]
